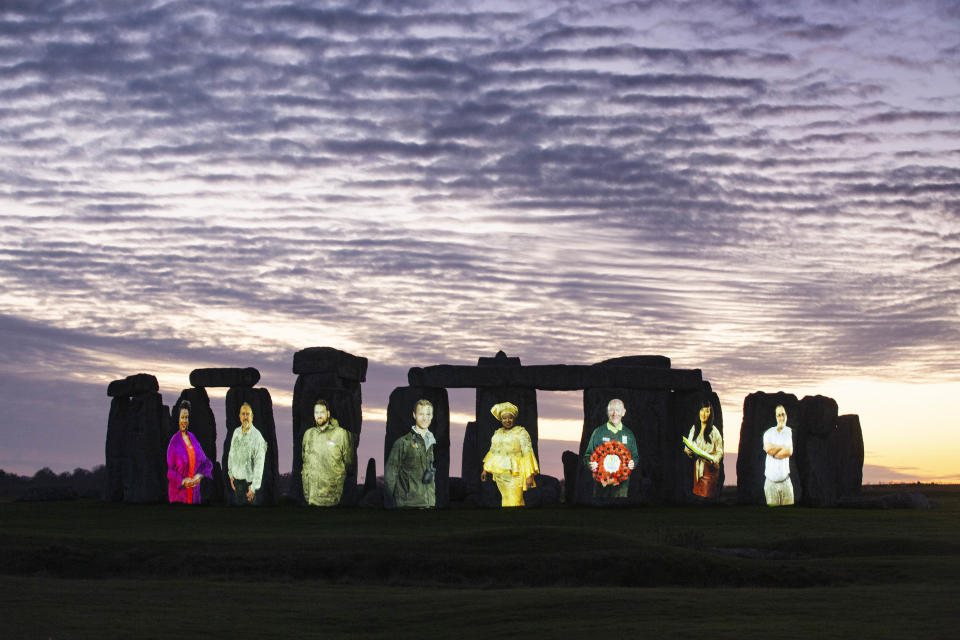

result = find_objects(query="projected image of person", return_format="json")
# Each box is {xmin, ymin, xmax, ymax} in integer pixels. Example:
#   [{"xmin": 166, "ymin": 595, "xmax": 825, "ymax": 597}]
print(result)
[
  {"xmin": 301, "ymin": 399, "xmax": 354, "ymax": 507},
  {"xmin": 584, "ymin": 398, "xmax": 638, "ymax": 498},
  {"xmin": 166, "ymin": 400, "xmax": 213, "ymax": 504},
  {"xmin": 228, "ymin": 402, "xmax": 267, "ymax": 505},
  {"xmin": 384, "ymin": 399, "xmax": 437, "ymax": 509},
  {"xmin": 481, "ymin": 402, "xmax": 539, "ymax": 507},
  {"xmin": 763, "ymin": 405, "xmax": 794, "ymax": 506},
  {"xmin": 683, "ymin": 400, "xmax": 723, "ymax": 498}
]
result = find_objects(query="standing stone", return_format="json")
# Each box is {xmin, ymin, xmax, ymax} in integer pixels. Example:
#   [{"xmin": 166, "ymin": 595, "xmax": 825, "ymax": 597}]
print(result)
[
  {"xmin": 738, "ymin": 392, "xmax": 859, "ymax": 507},
  {"xmin": 561, "ymin": 450, "xmax": 578, "ymax": 505},
  {"xmin": 797, "ymin": 395, "xmax": 840, "ymax": 506},
  {"xmin": 104, "ymin": 395, "xmax": 128, "ymax": 502},
  {"xmin": 222, "ymin": 387, "xmax": 279, "ymax": 506},
  {"xmin": 836, "ymin": 414, "xmax": 864, "ymax": 497},
  {"xmin": 461, "ymin": 421, "xmax": 481, "ymax": 506},
  {"xmin": 104, "ymin": 374, "xmax": 167, "ymax": 503},
  {"xmin": 670, "ymin": 385, "xmax": 725, "ymax": 504},
  {"xmin": 291, "ymin": 347, "xmax": 367, "ymax": 506},
  {"xmin": 475, "ymin": 384, "xmax": 538, "ymax": 508},
  {"xmin": 362, "ymin": 457, "xmax": 377, "ymax": 496},
  {"xmin": 577, "ymin": 388, "xmax": 666, "ymax": 505},
  {"xmin": 736, "ymin": 392, "xmax": 801, "ymax": 505},
  {"xmin": 384, "ymin": 386, "xmax": 450, "ymax": 508},
  {"xmin": 170, "ymin": 387, "xmax": 222, "ymax": 504}
]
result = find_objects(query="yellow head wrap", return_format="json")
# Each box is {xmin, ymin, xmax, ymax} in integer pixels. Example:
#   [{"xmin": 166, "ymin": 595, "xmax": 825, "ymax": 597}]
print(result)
[{"xmin": 490, "ymin": 402, "xmax": 519, "ymax": 421}]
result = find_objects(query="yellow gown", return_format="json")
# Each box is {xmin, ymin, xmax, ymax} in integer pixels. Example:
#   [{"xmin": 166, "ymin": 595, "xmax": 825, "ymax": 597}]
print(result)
[{"xmin": 482, "ymin": 426, "xmax": 539, "ymax": 507}]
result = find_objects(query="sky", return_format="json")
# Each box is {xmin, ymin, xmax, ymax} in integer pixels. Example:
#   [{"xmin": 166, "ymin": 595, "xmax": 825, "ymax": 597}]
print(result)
[{"xmin": 1, "ymin": 0, "xmax": 958, "ymax": 483}]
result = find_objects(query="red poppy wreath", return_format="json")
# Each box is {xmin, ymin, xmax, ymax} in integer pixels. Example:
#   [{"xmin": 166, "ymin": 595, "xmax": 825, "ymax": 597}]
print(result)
[{"xmin": 590, "ymin": 440, "xmax": 632, "ymax": 486}]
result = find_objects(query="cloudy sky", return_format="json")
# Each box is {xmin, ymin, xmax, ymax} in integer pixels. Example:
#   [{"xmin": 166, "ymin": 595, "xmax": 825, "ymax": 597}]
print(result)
[{"xmin": 1, "ymin": 0, "xmax": 958, "ymax": 483}]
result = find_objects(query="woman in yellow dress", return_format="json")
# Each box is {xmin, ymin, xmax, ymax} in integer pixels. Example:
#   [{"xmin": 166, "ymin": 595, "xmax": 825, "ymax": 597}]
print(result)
[{"xmin": 481, "ymin": 402, "xmax": 539, "ymax": 507}]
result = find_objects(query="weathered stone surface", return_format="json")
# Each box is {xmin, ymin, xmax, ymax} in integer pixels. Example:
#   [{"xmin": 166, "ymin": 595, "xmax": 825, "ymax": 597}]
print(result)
[
  {"xmin": 104, "ymin": 390, "xmax": 168, "ymax": 503},
  {"xmin": 222, "ymin": 387, "xmax": 280, "ymax": 506},
  {"xmin": 292, "ymin": 346, "xmax": 368, "ymax": 380},
  {"xmin": 449, "ymin": 476, "xmax": 468, "ymax": 503},
  {"xmin": 383, "ymin": 386, "xmax": 450, "ymax": 508},
  {"xmin": 476, "ymin": 385, "xmax": 538, "ymax": 508},
  {"xmin": 362, "ymin": 457, "xmax": 377, "ymax": 497},
  {"xmin": 836, "ymin": 414, "xmax": 864, "ymax": 497},
  {"xmin": 596, "ymin": 355, "xmax": 671, "ymax": 368},
  {"xmin": 107, "ymin": 373, "xmax": 159, "ymax": 398},
  {"xmin": 104, "ymin": 396, "xmax": 128, "ymax": 502},
  {"xmin": 290, "ymin": 372, "xmax": 362, "ymax": 506},
  {"xmin": 561, "ymin": 450, "xmax": 578, "ymax": 505},
  {"xmin": 170, "ymin": 387, "xmax": 222, "ymax": 504},
  {"xmin": 796, "ymin": 395, "xmax": 841, "ymax": 506},
  {"xmin": 799, "ymin": 395, "xmax": 839, "ymax": 437},
  {"xmin": 737, "ymin": 392, "xmax": 861, "ymax": 507},
  {"xmin": 736, "ymin": 392, "xmax": 801, "ymax": 505},
  {"xmin": 460, "ymin": 421, "xmax": 481, "ymax": 506},
  {"xmin": 576, "ymin": 389, "xmax": 666, "ymax": 506},
  {"xmin": 519, "ymin": 474, "xmax": 562, "ymax": 507},
  {"xmin": 408, "ymin": 363, "xmax": 702, "ymax": 390},
  {"xmin": 189, "ymin": 367, "xmax": 260, "ymax": 388},
  {"xmin": 478, "ymin": 351, "xmax": 521, "ymax": 367}
]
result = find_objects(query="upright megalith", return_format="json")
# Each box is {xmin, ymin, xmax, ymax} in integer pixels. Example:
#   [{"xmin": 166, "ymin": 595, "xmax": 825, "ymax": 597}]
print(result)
[
  {"xmin": 561, "ymin": 450, "xmax": 578, "ymax": 505},
  {"xmin": 222, "ymin": 385, "xmax": 279, "ymax": 506},
  {"xmin": 383, "ymin": 386, "xmax": 450, "ymax": 508},
  {"xmin": 737, "ymin": 391, "xmax": 863, "ymax": 506},
  {"xmin": 836, "ymin": 414, "xmax": 864, "ymax": 497},
  {"xmin": 797, "ymin": 395, "xmax": 841, "ymax": 507},
  {"xmin": 473, "ymin": 352, "xmax": 539, "ymax": 508},
  {"xmin": 736, "ymin": 392, "xmax": 800, "ymax": 505},
  {"xmin": 667, "ymin": 385, "xmax": 725, "ymax": 504},
  {"xmin": 291, "ymin": 347, "xmax": 367, "ymax": 506},
  {"xmin": 169, "ymin": 387, "xmax": 221, "ymax": 504},
  {"xmin": 461, "ymin": 421, "xmax": 481, "ymax": 505},
  {"xmin": 104, "ymin": 373, "xmax": 167, "ymax": 503},
  {"xmin": 578, "ymin": 388, "xmax": 656, "ymax": 505}
]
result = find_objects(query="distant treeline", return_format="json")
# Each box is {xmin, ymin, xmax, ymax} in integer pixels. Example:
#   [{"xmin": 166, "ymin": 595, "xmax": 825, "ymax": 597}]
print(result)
[
  {"xmin": 0, "ymin": 467, "xmax": 299, "ymax": 501},
  {"xmin": 0, "ymin": 467, "xmax": 105, "ymax": 500}
]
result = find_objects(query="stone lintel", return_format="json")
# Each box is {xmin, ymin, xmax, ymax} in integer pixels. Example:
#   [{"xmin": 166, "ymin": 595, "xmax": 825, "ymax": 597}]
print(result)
[
  {"xmin": 190, "ymin": 367, "xmax": 261, "ymax": 388},
  {"xmin": 292, "ymin": 346, "xmax": 368, "ymax": 380},
  {"xmin": 106, "ymin": 373, "xmax": 159, "ymax": 397}
]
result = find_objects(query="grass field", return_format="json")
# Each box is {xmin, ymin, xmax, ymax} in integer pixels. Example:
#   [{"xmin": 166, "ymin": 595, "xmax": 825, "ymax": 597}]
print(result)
[{"xmin": 2, "ymin": 485, "xmax": 958, "ymax": 639}]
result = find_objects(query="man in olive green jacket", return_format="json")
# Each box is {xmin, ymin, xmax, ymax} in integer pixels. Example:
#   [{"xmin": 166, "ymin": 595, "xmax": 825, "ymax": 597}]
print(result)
[
  {"xmin": 384, "ymin": 399, "xmax": 436, "ymax": 508},
  {"xmin": 302, "ymin": 399, "xmax": 354, "ymax": 506}
]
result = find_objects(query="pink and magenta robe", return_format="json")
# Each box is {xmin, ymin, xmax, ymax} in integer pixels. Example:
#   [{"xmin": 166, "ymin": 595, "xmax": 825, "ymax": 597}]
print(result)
[{"xmin": 166, "ymin": 431, "xmax": 213, "ymax": 504}]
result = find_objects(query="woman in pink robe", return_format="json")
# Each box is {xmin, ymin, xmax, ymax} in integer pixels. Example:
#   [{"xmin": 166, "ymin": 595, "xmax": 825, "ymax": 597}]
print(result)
[{"xmin": 167, "ymin": 401, "xmax": 213, "ymax": 504}]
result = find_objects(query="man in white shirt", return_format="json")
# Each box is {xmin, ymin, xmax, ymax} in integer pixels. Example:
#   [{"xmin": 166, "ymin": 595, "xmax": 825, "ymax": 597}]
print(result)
[
  {"xmin": 762, "ymin": 405, "xmax": 794, "ymax": 506},
  {"xmin": 228, "ymin": 402, "xmax": 267, "ymax": 505}
]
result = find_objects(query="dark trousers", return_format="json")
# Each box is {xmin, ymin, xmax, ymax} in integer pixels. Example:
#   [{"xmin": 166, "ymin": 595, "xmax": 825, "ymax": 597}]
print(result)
[{"xmin": 231, "ymin": 478, "xmax": 261, "ymax": 506}]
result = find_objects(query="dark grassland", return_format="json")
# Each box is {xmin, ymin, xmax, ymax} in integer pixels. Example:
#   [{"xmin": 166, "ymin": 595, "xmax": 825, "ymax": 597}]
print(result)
[{"xmin": 2, "ymin": 485, "xmax": 958, "ymax": 639}]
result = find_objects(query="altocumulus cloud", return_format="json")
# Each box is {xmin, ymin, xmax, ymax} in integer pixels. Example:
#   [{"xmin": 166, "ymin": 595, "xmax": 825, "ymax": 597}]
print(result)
[{"xmin": 1, "ymin": 0, "xmax": 958, "ymax": 474}]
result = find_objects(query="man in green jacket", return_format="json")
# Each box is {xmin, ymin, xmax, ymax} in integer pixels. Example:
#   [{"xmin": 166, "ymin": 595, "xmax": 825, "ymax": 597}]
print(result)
[
  {"xmin": 301, "ymin": 399, "xmax": 354, "ymax": 506},
  {"xmin": 583, "ymin": 398, "xmax": 639, "ymax": 499},
  {"xmin": 384, "ymin": 399, "xmax": 436, "ymax": 508}
]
